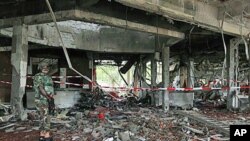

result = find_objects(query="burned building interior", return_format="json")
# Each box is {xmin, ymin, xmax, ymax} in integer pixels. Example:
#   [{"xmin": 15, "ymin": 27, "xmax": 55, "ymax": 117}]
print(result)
[{"xmin": 1, "ymin": 0, "xmax": 250, "ymax": 140}]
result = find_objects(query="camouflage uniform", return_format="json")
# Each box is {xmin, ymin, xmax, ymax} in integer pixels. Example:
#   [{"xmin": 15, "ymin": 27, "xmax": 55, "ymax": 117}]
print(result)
[{"xmin": 33, "ymin": 72, "xmax": 54, "ymax": 130}]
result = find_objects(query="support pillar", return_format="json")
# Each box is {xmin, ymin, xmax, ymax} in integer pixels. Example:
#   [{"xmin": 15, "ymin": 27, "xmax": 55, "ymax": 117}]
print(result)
[
  {"xmin": 162, "ymin": 46, "xmax": 170, "ymax": 111},
  {"xmin": 11, "ymin": 24, "xmax": 28, "ymax": 120},
  {"xmin": 87, "ymin": 52, "xmax": 95, "ymax": 90},
  {"xmin": 180, "ymin": 65, "xmax": 188, "ymax": 88},
  {"xmin": 187, "ymin": 58, "xmax": 195, "ymax": 88},
  {"xmin": 127, "ymin": 69, "xmax": 131, "ymax": 87},
  {"xmin": 141, "ymin": 61, "xmax": 147, "ymax": 98},
  {"xmin": 60, "ymin": 68, "xmax": 67, "ymax": 88},
  {"xmin": 134, "ymin": 64, "xmax": 139, "ymax": 97},
  {"xmin": 142, "ymin": 61, "xmax": 147, "ymax": 78},
  {"xmin": 226, "ymin": 38, "xmax": 240, "ymax": 110},
  {"xmin": 151, "ymin": 54, "xmax": 157, "ymax": 105}
]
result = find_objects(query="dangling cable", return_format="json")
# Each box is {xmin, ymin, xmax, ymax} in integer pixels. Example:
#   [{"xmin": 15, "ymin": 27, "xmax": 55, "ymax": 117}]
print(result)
[
  {"xmin": 220, "ymin": 11, "xmax": 227, "ymax": 85},
  {"xmin": 45, "ymin": 0, "xmax": 92, "ymax": 82}
]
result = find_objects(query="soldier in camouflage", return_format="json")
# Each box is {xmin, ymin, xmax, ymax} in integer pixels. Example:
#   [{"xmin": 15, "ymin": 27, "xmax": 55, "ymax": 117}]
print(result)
[{"xmin": 33, "ymin": 62, "xmax": 54, "ymax": 139}]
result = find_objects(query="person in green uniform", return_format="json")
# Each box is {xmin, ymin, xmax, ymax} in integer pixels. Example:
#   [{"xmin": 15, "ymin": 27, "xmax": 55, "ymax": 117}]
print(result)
[{"xmin": 33, "ymin": 62, "xmax": 54, "ymax": 140}]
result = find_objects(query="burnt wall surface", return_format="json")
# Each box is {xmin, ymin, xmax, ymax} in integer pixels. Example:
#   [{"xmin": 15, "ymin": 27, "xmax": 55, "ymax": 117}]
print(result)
[
  {"xmin": 0, "ymin": 52, "xmax": 11, "ymax": 102},
  {"xmin": 0, "ymin": 48, "xmax": 92, "ymax": 102},
  {"xmin": 0, "ymin": 0, "xmax": 180, "ymax": 33}
]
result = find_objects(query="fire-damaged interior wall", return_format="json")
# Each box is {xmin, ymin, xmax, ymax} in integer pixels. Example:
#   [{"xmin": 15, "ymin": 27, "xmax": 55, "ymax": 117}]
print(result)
[
  {"xmin": 0, "ymin": 52, "xmax": 11, "ymax": 102},
  {"xmin": 0, "ymin": 49, "xmax": 92, "ymax": 105}
]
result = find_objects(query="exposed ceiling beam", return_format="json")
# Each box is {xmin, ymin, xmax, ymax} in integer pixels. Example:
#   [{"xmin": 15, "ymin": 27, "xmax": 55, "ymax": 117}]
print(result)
[
  {"xmin": 0, "ymin": 10, "xmax": 74, "ymax": 29},
  {"xmin": 0, "ymin": 24, "xmax": 157, "ymax": 53},
  {"xmin": 115, "ymin": 0, "xmax": 250, "ymax": 37},
  {"xmin": 73, "ymin": 10, "xmax": 184, "ymax": 40},
  {"xmin": 0, "ymin": 9, "xmax": 184, "ymax": 42}
]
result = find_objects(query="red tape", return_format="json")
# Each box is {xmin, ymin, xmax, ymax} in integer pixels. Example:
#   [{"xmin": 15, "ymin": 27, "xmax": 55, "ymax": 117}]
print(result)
[
  {"xmin": 184, "ymin": 88, "xmax": 193, "ymax": 91},
  {"xmin": 167, "ymin": 87, "xmax": 176, "ymax": 91},
  {"xmin": 202, "ymin": 86, "xmax": 211, "ymax": 91},
  {"xmin": 2, "ymin": 79, "xmax": 250, "ymax": 92}
]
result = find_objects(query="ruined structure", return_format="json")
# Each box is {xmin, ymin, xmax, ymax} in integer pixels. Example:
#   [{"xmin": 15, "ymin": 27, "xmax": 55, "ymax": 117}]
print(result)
[{"xmin": 0, "ymin": 0, "xmax": 250, "ymax": 140}]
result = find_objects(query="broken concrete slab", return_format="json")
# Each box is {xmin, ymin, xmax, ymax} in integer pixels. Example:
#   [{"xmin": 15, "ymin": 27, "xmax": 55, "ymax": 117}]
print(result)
[{"xmin": 118, "ymin": 131, "xmax": 131, "ymax": 141}]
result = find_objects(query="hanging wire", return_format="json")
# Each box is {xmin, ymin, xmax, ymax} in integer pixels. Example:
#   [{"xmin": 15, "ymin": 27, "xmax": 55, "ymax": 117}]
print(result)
[
  {"xmin": 45, "ymin": 0, "xmax": 92, "ymax": 82},
  {"xmin": 220, "ymin": 11, "xmax": 227, "ymax": 85},
  {"xmin": 221, "ymin": 12, "xmax": 227, "ymax": 57}
]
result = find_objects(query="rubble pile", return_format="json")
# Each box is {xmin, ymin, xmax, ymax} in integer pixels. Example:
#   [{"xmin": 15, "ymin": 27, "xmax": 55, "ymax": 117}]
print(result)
[
  {"xmin": 199, "ymin": 106, "xmax": 250, "ymax": 123},
  {"xmin": 0, "ymin": 105, "xmax": 232, "ymax": 141},
  {"xmin": 75, "ymin": 89, "xmax": 124, "ymax": 111},
  {"xmin": 50, "ymin": 107, "xmax": 184, "ymax": 141},
  {"xmin": 75, "ymin": 89, "xmax": 141, "ymax": 112},
  {"xmin": 1, "ymin": 89, "xmax": 246, "ymax": 141},
  {"xmin": 0, "ymin": 103, "xmax": 14, "ymax": 123}
]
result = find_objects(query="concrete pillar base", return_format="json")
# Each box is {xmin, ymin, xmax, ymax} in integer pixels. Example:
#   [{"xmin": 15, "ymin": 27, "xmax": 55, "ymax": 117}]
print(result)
[{"xmin": 10, "ymin": 24, "xmax": 28, "ymax": 120}]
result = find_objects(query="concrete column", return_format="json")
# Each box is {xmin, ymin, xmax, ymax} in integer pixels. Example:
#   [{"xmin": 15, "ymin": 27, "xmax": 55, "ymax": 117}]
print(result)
[
  {"xmin": 151, "ymin": 54, "xmax": 157, "ymax": 105},
  {"xmin": 142, "ymin": 61, "xmax": 147, "ymax": 79},
  {"xmin": 88, "ymin": 53, "xmax": 95, "ymax": 90},
  {"xmin": 188, "ymin": 58, "xmax": 195, "ymax": 88},
  {"xmin": 162, "ymin": 46, "xmax": 170, "ymax": 111},
  {"xmin": 11, "ymin": 24, "xmax": 28, "ymax": 120},
  {"xmin": 180, "ymin": 65, "xmax": 187, "ymax": 88},
  {"xmin": 60, "ymin": 68, "xmax": 67, "ymax": 88},
  {"xmin": 141, "ymin": 61, "xmax": 147, "ymax": 98},
  {"xmin": 89, "ymin": 58, "xmax": 94, "ymax": 79},
  {"xmin": 127, "ymin": 69, "xmax": 131, "ymax": 87},
  {"xmin": 27, "ymin": 58, "xmax": 33, "ymax": 75},
  {"xmin": 226, "ymin": 38, "xmax": 240, "ymax": 110},
  {"xmin": 134, "ymin": 65, "xmax": 139, "ymax": 97}
]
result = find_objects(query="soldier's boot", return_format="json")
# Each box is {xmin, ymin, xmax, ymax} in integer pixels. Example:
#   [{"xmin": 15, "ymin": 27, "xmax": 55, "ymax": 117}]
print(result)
[
  {"xmin": 39, "ymin": 131, "xmax": 46, "ymax": 141},
  {"xmin": 44, "ymin": 131, "xmax": 53, "ymax": 141}
]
